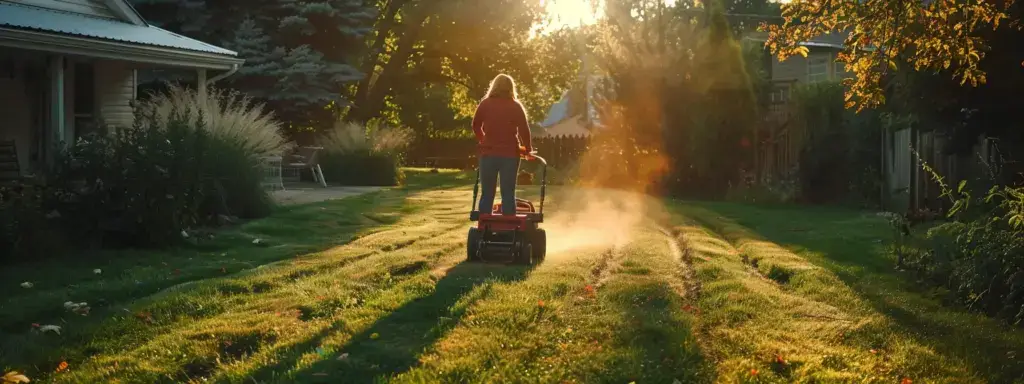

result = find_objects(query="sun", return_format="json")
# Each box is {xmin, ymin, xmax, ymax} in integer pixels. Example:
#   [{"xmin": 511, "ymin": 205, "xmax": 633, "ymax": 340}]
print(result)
[{"xmin": 540, "ymin": 0, "xmax": 601, "ymax": 31}]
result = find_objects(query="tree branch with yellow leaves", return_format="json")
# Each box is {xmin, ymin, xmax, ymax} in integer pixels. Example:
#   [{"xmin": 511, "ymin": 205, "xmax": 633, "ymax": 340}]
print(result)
[{"xmin": 763, "ymin": 0, "xmax": 1017, "ymax": 111}]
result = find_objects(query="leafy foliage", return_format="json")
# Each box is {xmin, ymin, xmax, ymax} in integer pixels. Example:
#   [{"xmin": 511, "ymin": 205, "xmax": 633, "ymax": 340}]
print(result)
[
  {"xmin": 894, "ymin": 154, "xmax": 1024, "ymax": 326},
  {"xmin": 131, "ymin": 0, "xmax": 377, "ymax": 129},
  {"xmin": 0, "ymin": 185, "xmax": 63, "ymax": 263},
  {"xmin": 789, "ymin": 82, "xmax": 884, "ymax": 205},
  {"xmin": 764, "ymin": 0, "xmax": 1020, "ymax": 110},
  {"xmin": 319, "ymin": 121, "xmax": 412, "ymax": 186},
  {"xmin": 0, "ymin": 88, "xmax": 278, "ymax": 258},
  {"xmin": 586, "ymin": 0, "xmax": 761, "ymax": 197}
]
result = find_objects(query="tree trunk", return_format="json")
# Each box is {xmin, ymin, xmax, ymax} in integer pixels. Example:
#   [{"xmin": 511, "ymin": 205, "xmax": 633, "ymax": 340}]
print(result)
[
  {"xmin": 349, "ymin": 31, "xmax": 419, "ymax": 124},
  {"xmin": 348, "ymin": 0, "xmax": 405, "ymax": 122}
]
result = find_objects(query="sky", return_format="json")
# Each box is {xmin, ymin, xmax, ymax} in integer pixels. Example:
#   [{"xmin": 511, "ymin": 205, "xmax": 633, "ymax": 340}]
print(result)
[{"xmin": 538, "ymin": 0, "xmax": 683, "ymax": 34}]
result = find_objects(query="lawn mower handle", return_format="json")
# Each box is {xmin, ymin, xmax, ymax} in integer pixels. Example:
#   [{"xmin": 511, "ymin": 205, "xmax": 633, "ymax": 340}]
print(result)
[{"xmin": 470, "ymin": 154, "xmax": 548, "ymax": 217}]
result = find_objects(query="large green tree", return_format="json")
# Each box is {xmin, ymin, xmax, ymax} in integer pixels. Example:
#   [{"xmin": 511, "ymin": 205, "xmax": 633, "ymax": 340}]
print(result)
[{"xmin": 344, "ymin": 0, "xmax": 577, "ymax": 128}]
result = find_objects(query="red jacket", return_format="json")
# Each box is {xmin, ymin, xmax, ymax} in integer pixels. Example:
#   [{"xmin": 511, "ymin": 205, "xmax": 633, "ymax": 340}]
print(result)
[{"xmin": 471, "ymin": 97, "xmax": 532, "ymax": 158}]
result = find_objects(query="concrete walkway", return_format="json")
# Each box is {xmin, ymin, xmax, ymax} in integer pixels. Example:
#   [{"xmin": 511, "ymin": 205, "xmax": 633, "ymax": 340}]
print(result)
[{"xmin": 271, "ymin": 184, "xmax": 383, "ymax": 206}]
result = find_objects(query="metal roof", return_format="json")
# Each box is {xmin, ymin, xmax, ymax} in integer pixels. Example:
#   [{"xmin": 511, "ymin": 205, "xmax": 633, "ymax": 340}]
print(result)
[{"xmin": 0, "ymin": 2, "xmax": 237, "ymax": 56}]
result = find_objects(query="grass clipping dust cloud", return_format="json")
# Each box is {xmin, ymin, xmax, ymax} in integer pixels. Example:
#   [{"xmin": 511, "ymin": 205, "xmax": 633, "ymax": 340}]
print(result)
[{"xmin": 538, "ymin": 84, "xmax": 670, "ymax": 258}]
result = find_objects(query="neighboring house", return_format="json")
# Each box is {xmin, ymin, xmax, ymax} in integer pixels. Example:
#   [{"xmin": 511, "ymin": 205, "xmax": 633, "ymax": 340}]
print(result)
[
  {"xmin": 0, "ymin": 0, "xmax": 242, "ymax": 182},
  {"xmin": 743, "ymin": 31, "xmax": 852, "ymax": 103},
  {"xmin": 745, "ymin": 31, "xmax": 995, "ymax": 213},
  {"xmin": 538, "ymin": 54, "xmax": 606, "ymax": 138}
]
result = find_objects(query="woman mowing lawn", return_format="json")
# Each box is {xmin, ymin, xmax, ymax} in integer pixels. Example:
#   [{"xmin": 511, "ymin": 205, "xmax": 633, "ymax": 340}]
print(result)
[{"xmin": 471, "ymin": 73, "xmax": 534, "ymax": 215}]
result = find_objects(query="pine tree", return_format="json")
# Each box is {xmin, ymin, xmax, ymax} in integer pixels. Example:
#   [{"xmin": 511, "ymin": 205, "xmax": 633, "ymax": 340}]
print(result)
[{"xmin": 130, "ymin": 0, "xmax": 377, "ymax": 129}]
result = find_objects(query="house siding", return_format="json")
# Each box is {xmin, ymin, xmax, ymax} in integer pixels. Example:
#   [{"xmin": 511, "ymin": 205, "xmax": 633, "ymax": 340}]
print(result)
[
  {"xmin": 771, "ymin": 50, "xmax": 840, "ymax": 83},
  {"xmin": 772, "ymin": 54, "xmax": 808, "ymax": 82},
  {"xmin": 5, "ymin": 0, "xmax": 117, "ymax": 19},
  {"xmin": 94, "ymin": 60, "xmax": 135, "ymax": 130}
]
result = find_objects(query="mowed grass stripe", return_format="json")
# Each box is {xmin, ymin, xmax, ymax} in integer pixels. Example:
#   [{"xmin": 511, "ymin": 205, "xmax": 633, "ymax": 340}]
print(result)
[
  {"xmin": 674, "ymin": 204, "xmax": 991, "ymax": 384},
  {"xmin": 392, "ymin": 225, "xmax": 711, "ymax": 384},
  {"xmin": 22, "ymin": 183, "xmax": 472, "ymax": 382}
]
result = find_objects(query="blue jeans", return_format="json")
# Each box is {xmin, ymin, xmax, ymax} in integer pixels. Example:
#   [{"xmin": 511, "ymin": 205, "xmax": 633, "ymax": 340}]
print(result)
[{"xmin": 478, "ymin": 155, "xmax": 520, "ymax": 215}]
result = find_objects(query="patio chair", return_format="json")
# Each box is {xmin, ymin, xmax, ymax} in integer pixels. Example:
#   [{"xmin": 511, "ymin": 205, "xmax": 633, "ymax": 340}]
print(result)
[
  {"xmin": 258, "ymin": 155, "xmax": 284, "ymax": 191},
  {"xmin": 283, "ymin": 146, "xmax": 327, "ymax": 188}
]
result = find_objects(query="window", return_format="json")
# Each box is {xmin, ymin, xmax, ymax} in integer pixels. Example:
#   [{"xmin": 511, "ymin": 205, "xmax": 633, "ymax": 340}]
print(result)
[
  {"xmin": 770, "ymin": 85, "xmax": 791, "ymax": 104},
  {"xmin": 73, "ymin": 62, "xmax": 97, "ymax": 137},
  {"xmin": 807, "ymin": 56, "xmax": 829, "ymax": 83},
  {"xmin": 73, "ymin": 62, "xmax": 95, "ymax": 115}
]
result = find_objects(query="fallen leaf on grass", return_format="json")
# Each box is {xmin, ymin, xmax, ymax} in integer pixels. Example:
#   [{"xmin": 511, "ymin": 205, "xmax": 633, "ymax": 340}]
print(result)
[
  {"xmin": 39, "ymin": 325, "xmax": 61, "ymax": 335},
  {"xmin": 538, "ymin": 300, "xmax": 545, "ymax": 308},
  {"xmin": 870, "ymin": 349, "xmax": 878, "ymax": 354},
  {"xmin": 2, "ymin": 371, "xmax": 30, "ymax": 383},
  {"xmin": 63, "ymin": 302, "xmax": 90, "ymax": 316},
  {"xmin": 55, "ymin": 361, "xmax": 68, "ymax": 373},
  {"xmin": 900, "ymin": 379, "xmax": 912, "ymax": 384},
  {"xmin": 775, "ymin": 353, "xmax": 788, "ymax": 365},
  {"xmin": 20, "ymin": 282, "xmax": 33, "ymax": 289},
  {"xmin": 134, "ymin": 312, "xmax": 154, "ymax": 324},
  {"xmin": 750, "ymin": 368, "xmax": 759, "ymax": 376}
]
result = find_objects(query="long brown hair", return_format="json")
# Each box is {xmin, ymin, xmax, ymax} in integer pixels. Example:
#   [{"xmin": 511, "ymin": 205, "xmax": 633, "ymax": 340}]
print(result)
[{"xmin": 484, "ymin": 73, "xmax": 518, "ymax": 100}]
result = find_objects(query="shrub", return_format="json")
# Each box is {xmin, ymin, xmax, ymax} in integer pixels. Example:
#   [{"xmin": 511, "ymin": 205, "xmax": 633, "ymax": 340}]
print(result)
[
  {"xmin": 319, "ymin": 121, "xmax": 412, "ymax": 186},
  {"xmin": 915, "ymin": 218, "xmax": 1024, "ymax": 325},
  {"xmin": 788, "ymin": 81, "xmax": 884, "ymax": 206},
  {"xmin": 134, "ymin": 84, "xmax": 288, "ymax": 157},
  {"xmin": 897, "ymin": 163, "xmax": 1024, "ymax": 326},
  {"xmin": 50, "ymin": 110, "xmax": 209, "ymax": 246},
  {"xmin": 44, "ymin": 86, "xmax": 282, "ymax": 249},
  {"xmin": 136, "ymin": 85, "xmax": 282, "ymax": 220},
  {"xmin": 0, "ymin": 185, "xmax": 63, "ymax": 263}
]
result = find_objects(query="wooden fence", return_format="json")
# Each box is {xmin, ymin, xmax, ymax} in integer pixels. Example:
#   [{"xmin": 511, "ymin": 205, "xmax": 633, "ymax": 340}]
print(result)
[{"xmin": 405, "ymin": 135, "xmax": 592, "ymax": 170}]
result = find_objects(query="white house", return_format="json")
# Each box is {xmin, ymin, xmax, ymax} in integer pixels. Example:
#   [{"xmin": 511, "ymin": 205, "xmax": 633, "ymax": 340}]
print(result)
[
  {"xmin": 0, "ymin": 0, "xmax": 242, "ymax": 182},
  {"xmin": 538, "ymin": 54, "xmax": 606, "ymax": 137}
]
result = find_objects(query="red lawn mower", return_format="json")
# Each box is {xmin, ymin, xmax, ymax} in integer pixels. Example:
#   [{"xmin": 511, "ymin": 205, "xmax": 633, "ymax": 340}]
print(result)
[{"xmin": 467, "ymin": 151, "xmax": 548, "ymax": 265}]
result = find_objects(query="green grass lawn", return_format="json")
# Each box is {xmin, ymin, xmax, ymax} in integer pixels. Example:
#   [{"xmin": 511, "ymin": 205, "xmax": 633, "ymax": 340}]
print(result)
[
  {"xmin": 2, "ymin": 172, "xmax": 1020, "ymax": 383},
  {"xmin": 672, "ymin": 201, "xmax": 1024, "ymax": 384}
]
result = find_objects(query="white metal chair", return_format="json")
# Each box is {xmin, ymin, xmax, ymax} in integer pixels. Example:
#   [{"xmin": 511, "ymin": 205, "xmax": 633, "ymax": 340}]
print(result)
[
  {"xmin": 258, "ymin": 155, "xmax": 285, "ymax": 191},
  {"xmin": 282, "ymin": 146, "xmax": 327, "ymax": 188}
]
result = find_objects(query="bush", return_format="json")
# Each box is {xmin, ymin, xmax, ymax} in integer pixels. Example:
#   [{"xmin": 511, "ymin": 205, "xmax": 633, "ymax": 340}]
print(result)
[
  {"xmin": 319, "ymin": 121, "xmax": 412, "ymax": 186},
  {"xmin": 0, "ymin": 185, "xmax": 63, "ymax": 263},
  {"xmin": 899, "ymin": 182, "xmax": 1024, "ymax": 326},
  {"xmin": 135, "ymin": 84, "xmax": 287, "ymax": 157},
  {"xmin": 320, "ymin": 152, "xmax": 406, "ymax": 186},
  {"xmin": 42, "ymin": 86, "xmax": 283, "ymax": 249},
  {"xmin": 788, "ymin": 82, "xmax": 884, "ymax": 205}
]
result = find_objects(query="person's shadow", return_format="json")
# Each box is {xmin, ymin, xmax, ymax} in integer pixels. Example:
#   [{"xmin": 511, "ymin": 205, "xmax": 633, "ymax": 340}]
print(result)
[{"xmin": 286, "ymin": 261, "xmax": 533, "ymax": 383}]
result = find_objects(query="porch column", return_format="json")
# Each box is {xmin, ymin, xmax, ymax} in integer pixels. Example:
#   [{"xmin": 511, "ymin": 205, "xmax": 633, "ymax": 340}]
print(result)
[
  {"xmin": 48, "ymin": 54, "xmax": 65, "ymax": 165},
  {"xmin": 196, "ymin": 69, "xmax": 208, "ymax": 103}
]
